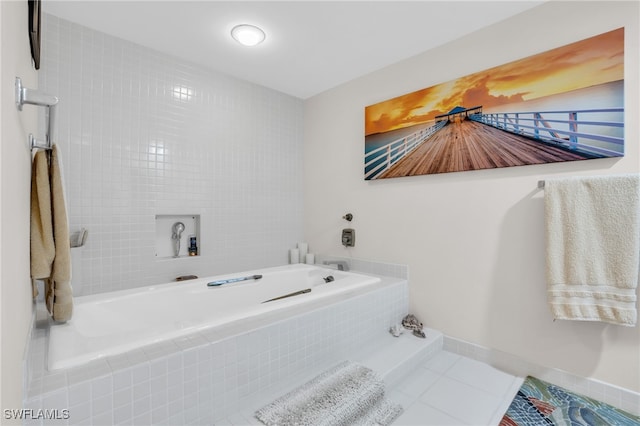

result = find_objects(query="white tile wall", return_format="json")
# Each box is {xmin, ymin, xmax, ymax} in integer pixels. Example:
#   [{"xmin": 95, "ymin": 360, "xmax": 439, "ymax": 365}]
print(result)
[{"xmin": 39, "ymin": 14, "xmax": 304, "ymax": 295}]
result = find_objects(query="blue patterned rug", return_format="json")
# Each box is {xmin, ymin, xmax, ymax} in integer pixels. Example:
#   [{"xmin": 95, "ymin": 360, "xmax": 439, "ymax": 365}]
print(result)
[{"xmin": 500, "ymin": 376, "xmax": 639, "ymax": 426}]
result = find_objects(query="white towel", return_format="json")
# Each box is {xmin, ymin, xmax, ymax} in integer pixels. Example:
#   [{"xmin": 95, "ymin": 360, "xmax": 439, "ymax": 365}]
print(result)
[{"xmin": 545, "ymin": 174, "xmax": 639, "ymax": 326}]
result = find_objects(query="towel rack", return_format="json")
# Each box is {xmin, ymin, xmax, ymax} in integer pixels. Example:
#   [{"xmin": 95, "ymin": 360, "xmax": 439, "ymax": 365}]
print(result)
[{"xmin": 15, "ymin": 76, "xmax": 58, "ymax": 151}]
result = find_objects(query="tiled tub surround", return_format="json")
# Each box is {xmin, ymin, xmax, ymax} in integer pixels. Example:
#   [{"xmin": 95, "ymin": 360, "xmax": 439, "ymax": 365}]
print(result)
[
  {"xmin": 23, "ymin": 265, "xmax": 409, "ymax": 425},
  {"xmin": 39, "ymin": 14, "xmax": 305, "ymax": 296}
]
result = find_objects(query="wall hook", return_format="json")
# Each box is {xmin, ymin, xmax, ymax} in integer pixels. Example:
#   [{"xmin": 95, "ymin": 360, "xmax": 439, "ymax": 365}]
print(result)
[{"xmin": 15, "ymin": 76, "xmax": 59, "ymax": 150}]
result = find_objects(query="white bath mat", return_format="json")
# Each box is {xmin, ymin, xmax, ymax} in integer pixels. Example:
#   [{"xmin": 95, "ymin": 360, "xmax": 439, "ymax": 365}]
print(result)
[{"xmin": 254, "ymin": 361, "xmax": 403, "ymax": 426}]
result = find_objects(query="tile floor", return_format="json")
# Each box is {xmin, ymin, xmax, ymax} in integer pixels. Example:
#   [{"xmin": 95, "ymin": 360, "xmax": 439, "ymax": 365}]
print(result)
[
  {"xmin": 390, "ymin": 350, "xmax": 523, "ymax": 425},
  {"xmin": 221, "ymin": 350, "xmax": 524, "ymax": 426}
]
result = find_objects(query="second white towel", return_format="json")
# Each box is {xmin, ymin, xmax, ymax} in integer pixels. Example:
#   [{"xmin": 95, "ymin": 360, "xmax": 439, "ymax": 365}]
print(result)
[{"xmin": 545, "ymin": 174, "xmax": 639, "ymax": 326}]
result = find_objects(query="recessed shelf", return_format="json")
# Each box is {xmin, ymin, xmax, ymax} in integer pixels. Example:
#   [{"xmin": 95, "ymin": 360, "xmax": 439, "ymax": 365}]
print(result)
[{"xmin": 155, "ymin": 214, "xmax": 200, "ymax": 259}]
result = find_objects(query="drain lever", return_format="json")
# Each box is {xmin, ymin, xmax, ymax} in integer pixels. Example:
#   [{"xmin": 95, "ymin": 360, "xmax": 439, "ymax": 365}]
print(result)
[{"xmin": 261, "ymin": 288, "xmax": 311, "ymax": 303}]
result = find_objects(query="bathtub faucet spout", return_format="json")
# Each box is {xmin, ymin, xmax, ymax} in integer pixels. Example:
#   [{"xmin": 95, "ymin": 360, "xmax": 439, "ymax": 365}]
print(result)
[{"xmin": 323, "ymin": 260, "xmax": 349, "ymax": 271}]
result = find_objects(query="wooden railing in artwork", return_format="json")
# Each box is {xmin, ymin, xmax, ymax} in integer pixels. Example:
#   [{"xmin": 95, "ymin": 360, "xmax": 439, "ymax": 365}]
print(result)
[
  {"xmin": 469, "ymin": 108, "xmax": 624, "ymax": 158},
  {"xmin": 365, "ymin": 121, "xmax": 446, "ymax": 180}
]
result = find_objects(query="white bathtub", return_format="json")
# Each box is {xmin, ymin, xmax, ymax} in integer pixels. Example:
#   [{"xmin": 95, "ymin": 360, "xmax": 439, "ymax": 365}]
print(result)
[{"xmin": 48, "ymin": 264, "xmax": 381, "ymax": 371}]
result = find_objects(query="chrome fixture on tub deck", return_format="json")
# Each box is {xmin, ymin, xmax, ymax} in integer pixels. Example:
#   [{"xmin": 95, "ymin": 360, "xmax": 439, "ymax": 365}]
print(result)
[{"xmin": 323, "ymin": 260, "xmax": 349, "ymax": 271}]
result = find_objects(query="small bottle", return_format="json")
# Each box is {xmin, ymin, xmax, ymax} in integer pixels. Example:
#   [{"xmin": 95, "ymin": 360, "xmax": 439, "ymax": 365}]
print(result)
[{"xmin": 188, "ymin": 235, "xmax": 198, "ymax": 256}]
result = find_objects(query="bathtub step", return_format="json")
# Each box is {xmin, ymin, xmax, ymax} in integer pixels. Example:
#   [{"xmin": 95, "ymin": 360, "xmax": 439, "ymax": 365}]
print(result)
[
  {"xmin": 357, "ymin": 327, "xmax": 443, "ymax": 388},
  {"xmin": 230, "ymin": 328, "xmax": 443, "ymax": 425}
]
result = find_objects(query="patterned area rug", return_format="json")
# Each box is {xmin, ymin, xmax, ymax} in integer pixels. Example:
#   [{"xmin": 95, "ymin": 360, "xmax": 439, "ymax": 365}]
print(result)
[{"xmin": 500, "ymin": 376, "xmax": 639, "ymax": 426}]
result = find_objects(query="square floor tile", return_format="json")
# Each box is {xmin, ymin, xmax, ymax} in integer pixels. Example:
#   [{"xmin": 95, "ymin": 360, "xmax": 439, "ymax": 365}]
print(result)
[
  {"xmin": 395, "ymin": 368, "xmax": 441, "ymax": 399},
  {"xmin": 419, "ymin": 376, "xmax": 504, "ymax": 425},
  {"xmin": 422, "ymin": 351, "xmax": 461, "ymax": 375},
  {"xmin": 444, "ymin": 357, "xmax": 518, "ymax": 398},
  {"xmin": 488, "ymin": 377, "xmax": 525, "ymax": 425}
]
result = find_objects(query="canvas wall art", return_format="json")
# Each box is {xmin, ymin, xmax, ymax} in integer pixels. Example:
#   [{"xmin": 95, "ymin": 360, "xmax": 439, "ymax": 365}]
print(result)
[{"xmin": 364, "ymin": 28, "xmax": 624, "ymax": 180}]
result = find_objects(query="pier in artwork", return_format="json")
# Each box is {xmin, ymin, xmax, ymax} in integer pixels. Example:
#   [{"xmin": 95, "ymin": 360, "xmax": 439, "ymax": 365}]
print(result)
[{"xmin": 364, "ymin": 105, "xmax": 623, "ymax": 180}]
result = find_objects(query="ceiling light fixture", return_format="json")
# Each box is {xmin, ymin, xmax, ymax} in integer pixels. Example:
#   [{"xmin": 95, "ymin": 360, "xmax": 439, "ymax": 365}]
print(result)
[{"xmin": 231, "ymin": 24, "xmax": 266, "ymax": 47}]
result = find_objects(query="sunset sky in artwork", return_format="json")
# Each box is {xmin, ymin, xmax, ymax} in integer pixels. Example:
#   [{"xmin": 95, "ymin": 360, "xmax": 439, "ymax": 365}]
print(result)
[{"xmin": 365, "ymin": 28, "xmax": 624, "ymax": 136}]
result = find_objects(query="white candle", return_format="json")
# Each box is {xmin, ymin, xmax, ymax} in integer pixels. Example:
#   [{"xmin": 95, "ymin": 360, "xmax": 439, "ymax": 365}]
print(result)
[
  {"xmin": 305, "ymin": 253, "xmax": 315, "ymax": 265},
  {"xmin": 289, "ymin": 248, "xmax": 300, "ymax": 264},
  {"xmin": 297, "ymin": 242, "xmax": 308, "ymax": 263}
]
